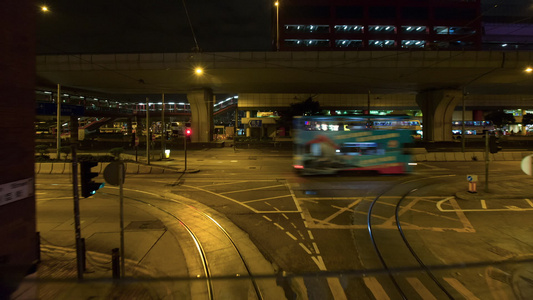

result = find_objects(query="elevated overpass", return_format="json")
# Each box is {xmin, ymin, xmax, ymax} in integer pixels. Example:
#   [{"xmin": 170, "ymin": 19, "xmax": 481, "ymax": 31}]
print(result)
[{"xmin": 36, "ymin": 51, "xmax": 533, "ymax": 142}]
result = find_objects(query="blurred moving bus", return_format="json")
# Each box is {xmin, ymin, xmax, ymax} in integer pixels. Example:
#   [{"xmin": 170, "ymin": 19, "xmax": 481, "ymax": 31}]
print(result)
[{"xmin": 293, "ymin": 115, "xmax": 415, "ymax": 175}]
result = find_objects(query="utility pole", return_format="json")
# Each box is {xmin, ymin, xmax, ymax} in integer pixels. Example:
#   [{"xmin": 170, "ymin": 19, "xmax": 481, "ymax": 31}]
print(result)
[
  {"xmin": 161, "ymin": 93, "xmax": 165, "ymax": 160},
  {"xmin": 461, "ymin": 89, "xmax": 466, "ymax": 152},
  {"xmin": 69, "ymin": 116, "xmax": 83, "ymax": 280},
  {"xmin": 56, "ymin": 84, "xmax": 61, "ymax": 160},
  {"xmin": 146, "ymin": 98, "xmax": 150, "ymax": 165}
]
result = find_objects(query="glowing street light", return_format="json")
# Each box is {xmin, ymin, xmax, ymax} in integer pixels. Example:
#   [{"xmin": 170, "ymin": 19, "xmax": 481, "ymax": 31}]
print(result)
[
  {"xmin": 40, "ymin": 5, "xmax": 49, "ymax": 12},
  {"xmin": 195, "ymin": 67, "xmax": 204, "ymax": 76},
  {"xmin": 525, "ymin": 67, "xmax": 533, "ymax": 73}
]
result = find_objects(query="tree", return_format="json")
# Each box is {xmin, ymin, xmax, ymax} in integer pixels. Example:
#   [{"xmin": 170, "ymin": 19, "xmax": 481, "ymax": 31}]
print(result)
[
  {"xmin": 484, "ymin": 110, "xmax": 515, "ymax": 128},
  {"xmin": 109, "ymin": 147, "xmax": 124, "ymax": 160}
]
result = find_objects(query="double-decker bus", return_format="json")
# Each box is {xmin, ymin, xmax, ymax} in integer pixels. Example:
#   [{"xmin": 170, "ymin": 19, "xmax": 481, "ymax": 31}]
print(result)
[{"xmin": 293, "ymin": 115, "xmax": 414, "ymax": 175}]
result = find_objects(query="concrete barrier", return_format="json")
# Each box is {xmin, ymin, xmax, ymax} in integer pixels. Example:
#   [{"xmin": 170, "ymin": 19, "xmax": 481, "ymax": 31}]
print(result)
[
  {"xmin": 444, "ymin": 153, "xmax": 455, "ymax": 162},
  {"xmin": 125, "ymin": 163, "xmax": 139, "ymax": 174},
  {"xmin": 50, "ymin": 163, "xmax": 64, "ymax": 174},
  {"xmin": 151, "ymin": 167, "xmax": 165, "ymax": 174},
  {"xmin": 138, "ymin": 165, "xmax": 152, "ymax": 174},
  {"xmin": 415, "ymin": 154, "xmax": 427, "ymax": 162},
  {"xmin": 453, "ymin": 152, "xmax": 466, "ymax": 161},
  {"xmin": 39, "ymin": 163, "xmax": 53, "ymax": 174}
]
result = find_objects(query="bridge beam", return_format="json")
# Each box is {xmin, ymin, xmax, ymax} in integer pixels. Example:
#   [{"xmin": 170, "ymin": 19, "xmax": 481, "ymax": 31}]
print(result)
[
  {"xmin": 416, "ymin": 89, "xmax": 462, "ymax": 142},
  {"xmin": 187, "ymin": 89, "xmax": 214, "ymax": 143}
]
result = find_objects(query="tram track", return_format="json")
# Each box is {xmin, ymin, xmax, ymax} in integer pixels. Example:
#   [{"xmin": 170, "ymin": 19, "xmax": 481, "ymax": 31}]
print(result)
[
  {"xmin": 365, "ymin": 175, "xmax": 456, "ymax": 299},
  {"xmin": 35, "ymin": 180, "xmax": 268, "ymax": 300},
  {"xmin": 111, "ymin": 187, "xmax": 266, "ymax": 300}
]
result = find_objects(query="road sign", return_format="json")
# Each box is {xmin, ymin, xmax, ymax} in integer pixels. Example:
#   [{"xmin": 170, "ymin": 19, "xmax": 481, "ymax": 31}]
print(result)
[
  {"xmin": 466, "ymin": 175, "xmax": 478, "ymax": 182},
  {"xmin": 249, "ymin": 120, "xmax": 262, "ymax": 127},
  {"xmin": 521, "ymin": 154, "xmax": 533, "ymax": 176},
  {"xmin": 104, "ymin": 161, "xmax": 126, "ymax": 186}
]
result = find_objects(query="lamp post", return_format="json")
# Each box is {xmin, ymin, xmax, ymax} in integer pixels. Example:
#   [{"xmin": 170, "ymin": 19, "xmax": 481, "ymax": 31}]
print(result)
[
  {"xmin": 56, "ymin": 84, "xmax": 61, "ymax": 160},
  {"xmin": 161, "ymin": 93, "xmax": 165, "ymax": 160},
  {"xmin": 275, "ymin": 1, "xmax": 280, "ymax": 51}
]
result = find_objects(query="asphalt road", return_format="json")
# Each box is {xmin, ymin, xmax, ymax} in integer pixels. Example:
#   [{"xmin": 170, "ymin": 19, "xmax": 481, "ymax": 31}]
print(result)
[{"xmin": 33, "ymin": 151, "xmax": 533, "ymax": 300}]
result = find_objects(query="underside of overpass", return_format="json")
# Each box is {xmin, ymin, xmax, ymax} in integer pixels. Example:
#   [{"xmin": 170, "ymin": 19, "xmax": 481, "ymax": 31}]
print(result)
[{"xmin": 36, "ymin": 51, "xmax": 533, "ymax": 142}]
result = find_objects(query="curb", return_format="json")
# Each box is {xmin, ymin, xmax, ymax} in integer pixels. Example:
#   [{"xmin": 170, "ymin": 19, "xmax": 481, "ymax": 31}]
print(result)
[{"xmin": 35, "ymin": 161, "xmax": 179, "ymax": 175}]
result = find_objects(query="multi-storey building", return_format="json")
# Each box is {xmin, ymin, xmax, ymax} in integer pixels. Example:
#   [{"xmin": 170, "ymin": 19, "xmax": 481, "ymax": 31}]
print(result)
[{"xmin": 274, "ymin": 0, "xmax": 483, "ymax": 51}]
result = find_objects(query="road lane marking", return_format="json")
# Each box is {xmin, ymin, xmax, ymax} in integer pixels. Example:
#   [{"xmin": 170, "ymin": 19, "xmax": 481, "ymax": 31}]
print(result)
[
  {"xmin": 196, "ymin": 180, "xmax": 250, "ymax": 188},
  {"xmin": 363, "ymin": 277, "xmax": 390, "ymax": 300},
  {"xmin": 299, "ymin": 243, "xmax": 312, "ymax": 254},
  {"xmin": 526, "ymin": 199, "xmax": 533, "ymax": 207},
  {"xmin": 242, "ymin": 194, "xmax": 291, "ymax": 203},
  {"xmin": 438, "ymin": 198, "xmax": 533, "ymax": 212},
  {"xmin": 286, "ymin": 232, "xmax": 298, "ymax": 241},
  {"xmin": 481, "ymin": 200, "xmax": 487, "ymax": 209},
  {"xmin": 274, "ymin": 223, "xmax": 284, "ymax": 230},
  {"xmin": 37, "ymin": 196, "xmax": 72, "ymax": 201},
  {"xmin": 323, "ymin": 199, "xmax": 362, "ymax": 223},
  {"xmin": 219, "ymin": 184, "xmax": 285, "ymax": 194},
  {"xmin": 407, "ymin": 277, "xmax": 437, "ymax": 300},
  {"xmin": 443, "ymin": 277, "xmax": 480, "ymax": 300}
]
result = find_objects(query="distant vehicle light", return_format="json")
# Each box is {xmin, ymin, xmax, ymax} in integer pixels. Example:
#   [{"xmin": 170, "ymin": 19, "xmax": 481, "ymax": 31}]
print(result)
[
  {"xmin": 293, "ymin": 165, "xmax": 304, "ymax": 169},
  {"xmin": 408, "ymin": 163, "xmax": 418, "ymax": 166}
]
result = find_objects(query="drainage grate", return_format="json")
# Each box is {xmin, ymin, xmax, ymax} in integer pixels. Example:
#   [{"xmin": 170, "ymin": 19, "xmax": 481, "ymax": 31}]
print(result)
[
  {"xmin": 249, "ymin": 166, "xmax": 257, "ymax": 169},
  {"xmin": 125, "ymin": 220, "xmax": 166, "ymax": 230},
  {"xmin": 248, "ymin": 156, "xmax": 257, "ymax": 160}
]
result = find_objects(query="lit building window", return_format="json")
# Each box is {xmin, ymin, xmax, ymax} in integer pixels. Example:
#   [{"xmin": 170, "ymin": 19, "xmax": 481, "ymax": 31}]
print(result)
[
  {"xmin": 368, "ymin": 25, "xmax": 396, "ymax": 33},
  {"xmin": 335, "ymin": 40, "xmax": 363, "ymax": 48},
  {"xmin": 401, "ymin": 26, "xmax": 426, "ymax": 33},
  {"xmin": 401, "ymin": 40, "xmax": 426, "ymax": 48},
  {"xmin": 369, "ymin": 40, "xmax": 395, "ymax": 48},
  {"xmin": 434, "ymin": 26, "xmax": 475, "ymax": 35},
  {"xmin": 334, "ymin": 25, "xmax": 363, "ymax": 33},
  {"xmin": 285, "ymin": 24, "xmax": 329, "ymax": 33},
  {"xmin": 434, "ymin": 26, "xmax": 449, "ymax": 34},
  {"xmin": 284, "ymin": 39, "xmax": 330, "ymax": 47}
]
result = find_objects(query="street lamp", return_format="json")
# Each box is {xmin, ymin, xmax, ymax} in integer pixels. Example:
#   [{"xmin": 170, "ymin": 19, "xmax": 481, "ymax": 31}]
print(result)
[
  {"xmin": 195, "ymin": 67, "xmax": 204, "ymax": 76},
  {"xmin": 525, "ymin": 67, "xmax": 532, "ymax": 73},
  {"xmin": 40, "ymin": 5, "xmax": 49, "ymax": 12},
  {"xmin": 275, "ymin": 1, "xmax": 280, "ymax": 51}
]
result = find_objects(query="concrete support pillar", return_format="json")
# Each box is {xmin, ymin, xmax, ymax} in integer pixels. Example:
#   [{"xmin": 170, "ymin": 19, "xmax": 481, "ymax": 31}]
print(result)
[
  {"xmin": 246, "ymin": 111, "xmax": 251, "ymax": 137},
  {"xmin": 416, "ymin": 89, "xmax": 462, "ymax": 142},
  {"xmin": 187, "ymin": 89, "xmax": 213, "ymax": 143}
]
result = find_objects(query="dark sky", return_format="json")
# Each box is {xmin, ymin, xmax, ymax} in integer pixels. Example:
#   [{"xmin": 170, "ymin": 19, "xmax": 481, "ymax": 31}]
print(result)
[
  {"xmin": 36, "ymin": 0, "xmax": 531, "ymax": 55},
  {"xmin": 37, "ymin": 0, "xmax": 273, "ymax": 54}
]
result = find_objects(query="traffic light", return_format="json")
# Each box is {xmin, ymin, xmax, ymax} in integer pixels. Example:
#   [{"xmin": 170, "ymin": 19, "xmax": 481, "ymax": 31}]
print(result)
[
  {"xmin": 80, "ymin": 161, "xmax": 104, "ymax": 198},
  {"xmin": 489, "ymin": 135, "xmax": 502, "ymax": 154},
  {"xmin": 185, "ymin": 128, "xmax": 192, "ymax": 137}
]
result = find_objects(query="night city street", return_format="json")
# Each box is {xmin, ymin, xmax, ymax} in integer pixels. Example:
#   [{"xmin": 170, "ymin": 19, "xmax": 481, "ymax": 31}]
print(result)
[
  {"xmin": 21, "ymin": 147, "xmax": 533, "ymax": 299},
  {"xmin": 2, "ymin": 0, "xmax": 533, "ymax": 299}
]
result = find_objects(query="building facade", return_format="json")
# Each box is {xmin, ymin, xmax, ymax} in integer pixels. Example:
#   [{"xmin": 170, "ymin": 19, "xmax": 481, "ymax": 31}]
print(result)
[{"xmin": 275, "ymin": 0, "xmax": 482, "ymax": 51}]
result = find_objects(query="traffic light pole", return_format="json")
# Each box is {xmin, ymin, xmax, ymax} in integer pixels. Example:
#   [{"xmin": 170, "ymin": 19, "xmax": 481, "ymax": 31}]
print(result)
[
  {"xmin": 184, "ymin": 133, "xmax": 187, "ymax": 171},
  {"xmin": 70, "ymin": 129, "xmax": 84, "ymax": 280},
  {"xmin": 119, "ymin": 162, "xmax": 125, "ymax": 277}
]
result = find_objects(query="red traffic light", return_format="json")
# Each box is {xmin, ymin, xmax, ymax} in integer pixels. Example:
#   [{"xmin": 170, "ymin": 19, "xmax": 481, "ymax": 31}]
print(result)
[{"xmin": 185, "ymin": 128, "xmax": 192, "ymax": 136}]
